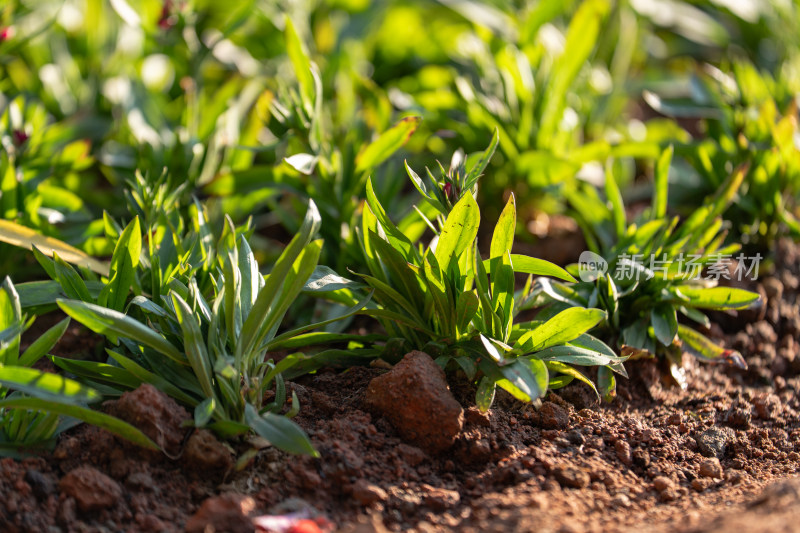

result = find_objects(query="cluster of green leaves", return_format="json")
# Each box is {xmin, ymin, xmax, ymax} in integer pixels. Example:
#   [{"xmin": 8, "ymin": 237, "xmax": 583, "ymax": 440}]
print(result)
[
  {"xmin": 24, "ymin": 200, "xmax": 366, "ymax": 456},
  {"xmin": 0, "ymin": 0, "xmax": 796, "ymax": 460},
  {"xmin": 208, "ymin": 16, "xmax": 423, "ymax": 273},
  {"xmin": 355, "ymin": 139, "xmax": 625, "ymax": 410},
  {"xmin": 647, "ymin": 63, "xmax": 800, "ymax": 247},
  {"xmin": 387, "ymin": 0, "xmax": 659, "ymax": 223},
  {"xmin": 542, "ymin": 148, "xmax": 761, "ymax": 394},
  {"xmin": 0, "ymin": 277, "xmax": 155, "ymax": 456},
  {"xmin": 0, "ymin": 96, "xmax": 107, "ymax": 257}
]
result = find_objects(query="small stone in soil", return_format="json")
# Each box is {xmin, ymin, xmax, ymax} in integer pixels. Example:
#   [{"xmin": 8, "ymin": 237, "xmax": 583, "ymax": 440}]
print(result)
[
  {"xmin": 722, "ymin": 405, "xmax": 752, "ymax": 429},
  {"xmin": 24, "ymin": 469, "xmax": 55, "ymax": 500},
  {"xmin": 752, "ymin": 393, "xmax": 779, "ymax": 420},
  {"xmin": 352, "ymin": 479, "xmax": 388, "ymax": 506},
  {"xmin": 539, "ymin": 402, "xmax": 569, "ymax": 430},
  {"xmin": 696, "ymin": 427, "xmax": 734, "ymax": 459},
  {"xmin": 125, "ymin": 472, "xmax": 156, "ymax": 492},
  {"xmin": 183, "ymin": 429, "xmax": 233, "ymax": 480},
  {"xmin": 699, "ymin": 457, "xmax": 724, "ymax": 479},
  {"xmin": 185, "ymin": 492, "xmax": 257, "ymax": 533},
  {"xmin": 554, "ymin": 467, "xmax": 590, "ymax": 488},
  {"xmin": 396, "ymin": 443, "xmax": 427, "ymax": 466},
  {"xmin": 111, "ymin": 383, "xmax": 190, "ymax": 456},
  {"xmin": 59, "ymin": 466, "xmax": 122, "ymax": 512},
  {"xmin": 365, "ymin": 351, "xmax": 464, "ymax": 454},
  {"xmin": 615, "ymin": 440, "xmax": 633, "ymax": 466},
  {"xmin": 653, "ymin": 476, "xmax": 675, "ymax": 492},
  {"xmin": 420, "ymin": 484, "xmax": 460, "ymax": 511},
  {"xmin": 611, "ymin": 493, "xmax": 631, "ymax": 508},
  {"xmin": 464, "ymin": 406, "xmax": 492, "ymax": 427}
]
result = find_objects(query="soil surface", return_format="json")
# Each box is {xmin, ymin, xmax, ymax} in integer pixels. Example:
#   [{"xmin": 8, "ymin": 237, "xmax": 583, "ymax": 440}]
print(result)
[{"xmin": 2, "ymin": 239, "xmax": 799, "ymax": 533}]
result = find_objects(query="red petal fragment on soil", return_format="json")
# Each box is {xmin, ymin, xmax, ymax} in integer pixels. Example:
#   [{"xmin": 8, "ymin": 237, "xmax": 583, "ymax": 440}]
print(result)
[
  {"xmin": 110, "ymin": 383, "xmax": 190, "ymax": 456},
  {"xmin": 365, "ymin": 351, "xmax": 464, "ymax": 454},
  {"xmin": 186, "ymin": 492, "xmax": 257, "ymax": 533},
  {"xmin": 58, "ymin": 466, "xmax": 122, "ymax": 513}
]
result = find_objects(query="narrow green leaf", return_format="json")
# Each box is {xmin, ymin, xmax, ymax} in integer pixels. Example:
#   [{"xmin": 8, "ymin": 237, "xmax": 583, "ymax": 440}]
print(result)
[
  {"xmin": 475, "ymin": 376, "xmax": 496, "ymax": 413},
  {"xmin": 53, "ymin": 253, "xmax": 92, "ymax": 303},
  {"xmin": 435, "ymin": 193, "xmax": 479, "ymax": 269},
  {"xmin": 516, "ymin": 307, "xmax": 606, "ymax": 353},
  {"xmin": 484, "ymin": 255, "xmax": 576, "ymax": 282},
  {"xmin": 194, "ymin": 398, "xmax": 216, "ymax": 427},
  {"xmin": 171, "ymin": 293, "xmax": 216, "ymax": 400},
  {"xmin": 244, "ymin": 403, "xmax": 318, "ymax": 457},
  {"xmin": 19, "ymin": 318, "xmax": 70, "ymax": 367},
  {"xmin": 544, "ymin": 361, "xmax": 599, "ymax": 398},
  {"xmin": 604, "ymin": 163, "xmax": 626, "ymax": 240},
  {"xmin": 651, "ymin": 303, "xmax": 678, "ymax": 346},
  {"xmin": 356, "ymin": 117, "xmax": 421, "ymax": 174},
  {"xmin": 0, "ymin": 397, "xmax": 158, "ymax": 450},
  {"xmin": 0, "ymin": 219, "xmax": 109, "ymax": 276},
  {"xmin": 0, "ymin": 364, "xmax": 100, "ymax": 403},
  {"xmin": 679, "ymin": 286, "xmax": 761, "ymax": 310},
  {"xmin": 652, "ymin": 145, "xmax": 672, "ymax": 220},
  {"xmin": 284, "ymin": 17, "xmax": 314, "ymax": 112},
  {"xmin": 57, "ymin": 299, "xmax": 185, "ymax": 364},
  {"xmin": 464, "ymin": 129, "xmax": 499, "ymax": 190},
  {"xmin": 677, "ymin": 324, "xmax": 747, "ymax": 369},
  {"xmin": 490, "ymin": 193, "xmax": 516, "ymax": 260}
]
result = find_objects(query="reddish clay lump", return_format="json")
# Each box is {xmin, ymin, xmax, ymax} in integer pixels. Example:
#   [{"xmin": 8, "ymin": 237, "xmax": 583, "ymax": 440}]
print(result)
[{"xmin": 365, "ymin": 351, "xmax": 464, "ymax": 454}]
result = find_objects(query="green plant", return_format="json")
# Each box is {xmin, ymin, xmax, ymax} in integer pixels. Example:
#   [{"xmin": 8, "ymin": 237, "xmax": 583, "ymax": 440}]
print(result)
[
  {"xmin": 0, "ymin": 277, "xmax": 156, "ymax": 456},
  {"xmin": 354, "ymin": 140, "xmax": 626, "ymax": 410},
  {"xmin": 646, "ymin": 61, "xmax": 800, "ymax": 247},
  {"xmin": 49, "ymin": 201, "xmax": 366, "ymax": 456},
  {"xmin": 543, "ymin": 148, "xmax": 761, "ymax": 395},
  {"xmin": 203, "ymin": 16, "xmax": 423, "ymax": 274},
  {"xmin": 0, "ymin": 96, "xmax": 108, "ymax": 259},
  {"xmin": 393, "ymin": 0, "xmax": 653, "ymax": 223}
]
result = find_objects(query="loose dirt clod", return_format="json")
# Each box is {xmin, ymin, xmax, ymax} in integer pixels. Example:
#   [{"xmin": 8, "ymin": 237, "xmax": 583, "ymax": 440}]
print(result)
[
  {"xmin": 699, "ymin": 458, "xmax": 724, "ymax": 479},
  {"xmin": 351, "ymin": 479, "xmax": 388, "ymax": 506},
  {"xmin": 696, "ymin": 427, "xmax": 734, "ymax": 458},
  {"xmin": 365, "ymin": 351, "xmax": 464, "ymax": 453},
  {"xmin": 183, "ymin": 429, "xmax": 233, "ymax": 480},
  {"xmin": 539, "ymin": 401, "xmax": 570, "ymax": 429},
  {"xmin": 110, "ymin": 384, "xmax": 190, "ymax": 456},
  {"xmin": 185, "ymin": 492, "xmax": 257, "ymax": 533},
  {"xmin": 59, "ymin": 466, "xmax": 122, "ymax": 512}
]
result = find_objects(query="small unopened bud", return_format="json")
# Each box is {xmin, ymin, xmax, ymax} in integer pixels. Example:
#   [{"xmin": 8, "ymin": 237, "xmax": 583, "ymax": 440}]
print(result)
[
  {"xmin": 158, "ymin": 1, "xmax": 175, "ymax": 29},
  {"xmin": 12, "ymin": 130, "xmax": 28, "ymax": 147}
]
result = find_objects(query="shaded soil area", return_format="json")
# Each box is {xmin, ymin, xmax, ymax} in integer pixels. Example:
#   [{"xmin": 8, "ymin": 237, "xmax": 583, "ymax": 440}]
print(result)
[{"xmin": 1, "ymin": 240, "xmax": 799, "ymax": 532}]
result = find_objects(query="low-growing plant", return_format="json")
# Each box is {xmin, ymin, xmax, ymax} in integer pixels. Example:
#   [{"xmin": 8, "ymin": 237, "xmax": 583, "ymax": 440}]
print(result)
[
  {"xmin": 544, "ymin": 148, "xmax": 761, "ymax": 396},
  {"xmin": 205, "ymin": 16, "xmax": 424, "ymax": 274},
  {"xmin": 645, "ymin": 61, "xmax": 800, "ymax": 248},
  {"xmin": 0, "ymin": 277, "xmax": 156, "ymax": 456},
  {"xmin": 48, "ymin": 201, "xmax": 366, "ymax": 456},
  {"xmin": 394, "ymin": 0, "xmax": 653, "ymax": 223},
  {"xmin": 0, "ymin": 96, "xmax": 108, "ymax": 260},
  {"xmin": 354, "ymin": 139, "xmax": 626, "ymax": 410}
]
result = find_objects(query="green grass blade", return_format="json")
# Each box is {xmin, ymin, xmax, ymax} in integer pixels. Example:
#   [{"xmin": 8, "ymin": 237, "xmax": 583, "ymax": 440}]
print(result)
[
  {"xmin": 0, "ymin": 364, "xmax": 100, "ymax": 403},
  {"xmin": 57, "ymin": 299, "xmax": 185, "ymax": 364},
  {"xmin": 356, "ymin": 116, "xmax": 421, "ymax": 174},
  {"xmin": 0, "ymin": 397, "xmax": 159, "ymax": 450},
  {"xmin": 244, "ymin": 403, "xmax": 318, "ymax": 457},
  {"xmin": 19, "ymin": 318, "xmax": 70, "ymax": 368}
]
